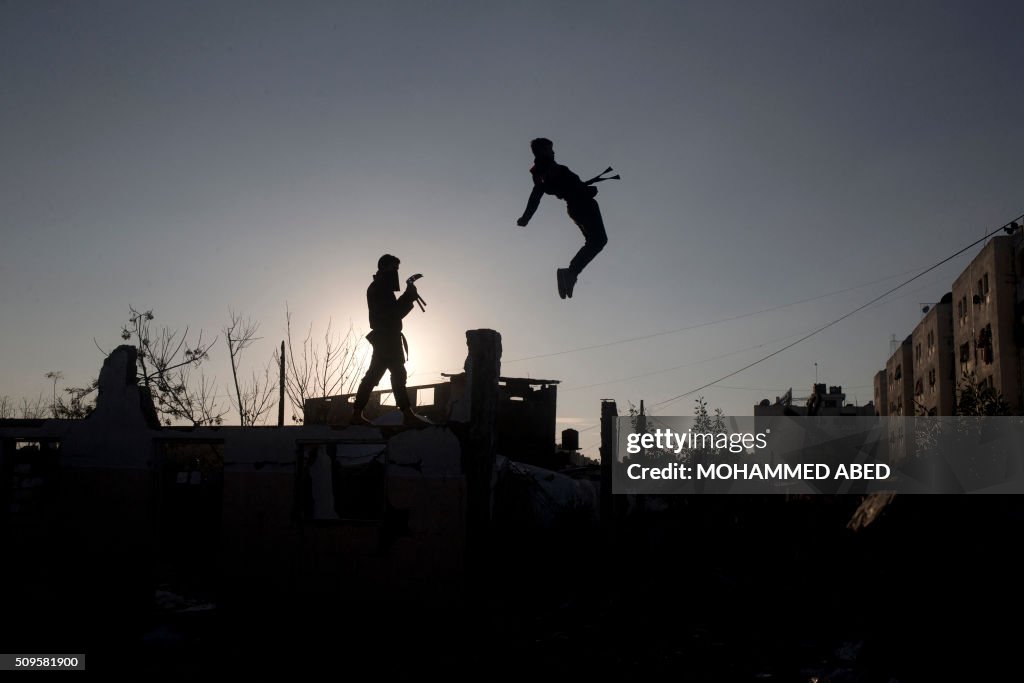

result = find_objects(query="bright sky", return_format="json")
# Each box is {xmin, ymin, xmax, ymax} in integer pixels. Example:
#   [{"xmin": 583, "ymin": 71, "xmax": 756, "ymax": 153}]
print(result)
[{"xmin": 3, "ymin": 1, "xmax": 1023, "ymax": 454}]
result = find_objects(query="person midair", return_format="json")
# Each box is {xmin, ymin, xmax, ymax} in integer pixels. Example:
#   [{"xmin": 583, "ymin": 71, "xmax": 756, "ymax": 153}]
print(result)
[{"xmin": 516, "ymin": 137, "xmax": 610, "ymax": 299}]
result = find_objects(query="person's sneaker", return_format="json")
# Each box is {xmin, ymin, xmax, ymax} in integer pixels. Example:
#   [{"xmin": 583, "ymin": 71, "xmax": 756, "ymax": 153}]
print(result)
[
  {"xmin": 556, "ymin": 268, "xmax": 568, "ymax": 299},
  {"xmin": 401, "ymin": 408, "xmax": 431, "ymax": 427},
  {"xmin": 564, "ymin": 270, "xmax": 578, "ymax": 298},
  {"xmin": 349, "ymin": 410, "xmax": 372, "ymax": 426}
]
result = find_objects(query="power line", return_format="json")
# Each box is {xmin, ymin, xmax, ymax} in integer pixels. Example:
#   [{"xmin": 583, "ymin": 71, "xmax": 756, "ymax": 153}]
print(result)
[
  {"xmin": 709, "ymin": 383, "xmax": 872, "ymax": 392},
  {"xmin": 503, "ymin": 264, "xmax": 933, "ymax": 363},
  {"xmin": 420, "ymin": 272, "xmax": 948, "ymax": 392},
  {"xmin": 558, "ymin": 275, "xmax": 945, "ymax": 396},
  {"xmin": 560, "ymin": 325, "xmax": 824, "ymax": 392},
  {"xmin": 650, "ymin": 213, "xmax": 1024, "ymax": 410},
  {"xmin": 527, "ymin": 272, "xmax": 952, "ymax": 440}
]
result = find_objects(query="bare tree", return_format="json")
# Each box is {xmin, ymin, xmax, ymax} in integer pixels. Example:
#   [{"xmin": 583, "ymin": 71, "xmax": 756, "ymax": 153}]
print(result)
[
  {"xmin": 274, "ymin": 304, "xmax": 369, "ymax": 423},
  {"xmin": 118, "ymin": 306, "xmax": 227, "ymax": 426},
  {"xmin": 194, "ymin": 372, "xmax": 227, "ymax": 426},
  {"xmin": 224, "ymin": 310, "xmax": 276, "ymax": 426},
  {"xmin": 0, "ymin": 380, "xmax": 95, "ymax": 420},
  {"xmin": 44, "ymin": 371, "xmax": 64, "ymax": 418},
  {"xmin": 18, "ymin": 395, "xmax": 47, "ymax": 419},
  {"xmin": 55, "ymin": 380, "xmax": 98, "ymax": 419},
  {"xmin": 2, "ymin": 309, "xmax": 218, "ymax": 425},
  {"xmin": 43, "ymin": 371, "xmax": 97, "ymax": 419}
]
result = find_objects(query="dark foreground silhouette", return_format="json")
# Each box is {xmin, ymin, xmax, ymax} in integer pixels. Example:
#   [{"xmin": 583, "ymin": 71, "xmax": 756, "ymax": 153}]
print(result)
[{"xmin": 6, "ymin": 495, "xmax": 1021, "ymax": 679}]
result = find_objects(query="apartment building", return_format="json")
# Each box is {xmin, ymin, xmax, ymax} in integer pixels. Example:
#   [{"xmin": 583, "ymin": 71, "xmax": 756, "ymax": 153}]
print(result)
[
  {"xmin": 873, "ymin": 370, "xmax": 888, "ymax": 416},
  {"xmin": 885, "ymin": 335, "xmax": 914, "ymax": 416},
  {"xmin": 951, "ymin": 236, "xmax": 1020, "ymax": 412},
  {"xmin": 911, "ymin": 293, "xmax": 955, "ymax": 416}
]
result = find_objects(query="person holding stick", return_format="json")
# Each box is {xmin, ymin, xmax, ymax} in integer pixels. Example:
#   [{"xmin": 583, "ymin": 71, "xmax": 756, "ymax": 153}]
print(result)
[{"xmin": 350, "ymin": 254, "xmax": 429, "ymax": 427}]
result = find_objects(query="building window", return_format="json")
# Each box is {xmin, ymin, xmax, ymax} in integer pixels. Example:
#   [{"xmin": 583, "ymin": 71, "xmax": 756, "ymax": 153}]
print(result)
[
  {"xmin": 915, "ymin": 343, "xmax": 921, "ymax": 362},
  {"xmin": 928, "ymin": 367, "xmax": 936, "ymax": 387},
  {"xmin": 960, "ymin": 342, "xmax": 970, "ymax": 364},
  {"xmin": 983, "ymin": 273, "xmax": 990, "ymax": 297},
  {"xmin": 298, "ymin": 443, "xmax": 386, "ymax": 522},
  {"xmin": 894, "ymin": 365, "xmax": 902, "ymax": 380},
  {"xmin": 979, "ymin": 325, "xmax": 993, "ymax": 365},
  {"xmin": 914, "ymin": 379, "xmax": 923, "ymax": 396},
  {"xmin": 4, "ymin": 439, "xmax": 61, "ymax": 518},
  {"xmin": 156, "ymin": 440, "xmax": 225, "ymax": 587}
]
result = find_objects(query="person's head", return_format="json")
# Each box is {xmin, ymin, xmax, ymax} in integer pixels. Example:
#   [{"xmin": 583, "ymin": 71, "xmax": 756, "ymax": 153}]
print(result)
[
  {"xmin": 530, "ymin": 137, "xmax": 554, "ymax": 161},
  {"xmin": 377, "ymin": 253, "xmax": 401, "ymax": 291}
]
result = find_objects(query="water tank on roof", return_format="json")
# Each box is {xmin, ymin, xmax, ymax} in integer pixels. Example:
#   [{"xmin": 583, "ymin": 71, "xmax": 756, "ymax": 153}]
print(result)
[{"xmin": 562, "ymin": 428, "xmax": 579, "ymax": 451}]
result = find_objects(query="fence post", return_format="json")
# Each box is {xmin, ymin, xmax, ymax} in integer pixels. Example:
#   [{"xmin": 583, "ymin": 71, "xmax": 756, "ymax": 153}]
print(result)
[{"xmin": 278, "ymin": 341, "xmax": 285, "ymax": 427}]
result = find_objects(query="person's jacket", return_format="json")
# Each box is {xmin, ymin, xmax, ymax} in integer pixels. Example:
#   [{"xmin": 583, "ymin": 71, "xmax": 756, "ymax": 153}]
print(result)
[
  {"xmin": 530, "ymin": 160, "xmax": 596, "ymax": 204},
  {"xmin": 367, "ymin": 274, "xmax": 416, "ymax": 336}
]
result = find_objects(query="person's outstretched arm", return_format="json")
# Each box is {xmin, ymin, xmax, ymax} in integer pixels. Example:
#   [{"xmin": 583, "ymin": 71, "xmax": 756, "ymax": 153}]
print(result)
[{"xmin": 517, "ymin": 186, "xmax": 543, "ymax": 226}]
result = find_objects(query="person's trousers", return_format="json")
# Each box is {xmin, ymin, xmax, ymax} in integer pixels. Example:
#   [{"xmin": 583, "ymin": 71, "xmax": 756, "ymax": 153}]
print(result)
[
  {"xmin": 567, "ymin": 198, "xmax": 609, "ymax": 276},
  {"xmin": 353, "ymin": 332, "xmax": 410, "ymax": 410}
]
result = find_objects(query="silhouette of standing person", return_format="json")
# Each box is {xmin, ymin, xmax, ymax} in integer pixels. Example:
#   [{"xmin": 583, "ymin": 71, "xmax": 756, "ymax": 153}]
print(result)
[
  {"xmin": 350, "ymin": 254, "xmax": 429, "ymax": 427},
  {"xmin": 806, "ymin": 384, "xmax": 822, "ymax": 417},
  {"xmin": 516, "ymin": 137, "xmax": 609, "ymax": 299}
]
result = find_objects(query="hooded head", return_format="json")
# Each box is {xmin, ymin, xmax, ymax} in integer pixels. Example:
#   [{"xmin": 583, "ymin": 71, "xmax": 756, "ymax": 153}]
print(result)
[
  {"xmin": 530, "ymin": 137, "xmax": 554, "ymax": 163},
  {"xmin": 377, "ymin": 253, "xmax": 401, "ymax": 291}
]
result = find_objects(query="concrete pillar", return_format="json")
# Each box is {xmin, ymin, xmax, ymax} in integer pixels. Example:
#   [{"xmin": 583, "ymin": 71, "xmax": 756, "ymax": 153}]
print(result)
[
  {"xmin": 464, "ymin": 329, "xmax": 502, "ymax": 573},
  {"xmin": 600, "ymin": 399, "xmax": 618, "ymax": 540}
]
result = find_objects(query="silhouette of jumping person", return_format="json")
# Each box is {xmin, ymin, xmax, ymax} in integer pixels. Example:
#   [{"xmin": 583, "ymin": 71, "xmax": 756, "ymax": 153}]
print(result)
[
  {"xmin": 350, "ymin": 254, "xmax": 429, "ymax": 427},
  {"xmin": 516, "ymin": 137, "xmax": 610, "ymax": 299}
]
